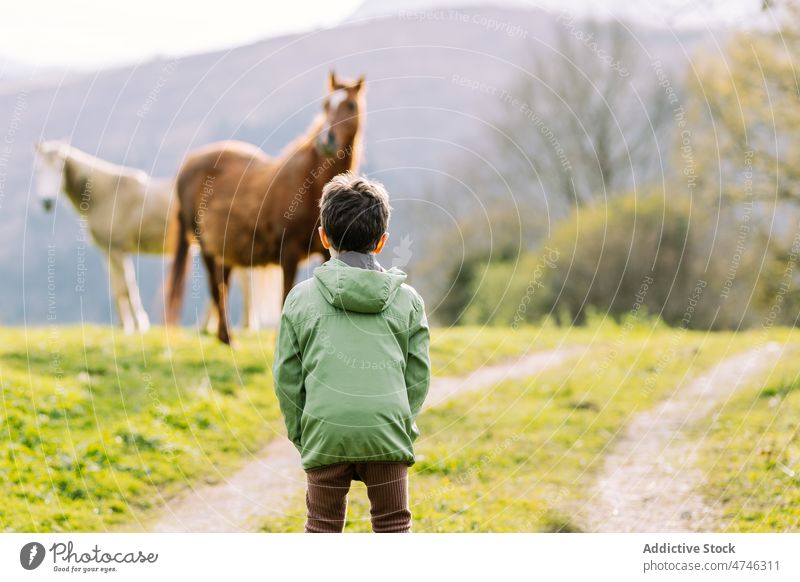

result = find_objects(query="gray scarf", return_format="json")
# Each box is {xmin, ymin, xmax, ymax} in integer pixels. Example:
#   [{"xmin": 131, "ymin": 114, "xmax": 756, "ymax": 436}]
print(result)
[{"xmin": 336, "ymin": 251, "xmax": 384, "ymax": 272}]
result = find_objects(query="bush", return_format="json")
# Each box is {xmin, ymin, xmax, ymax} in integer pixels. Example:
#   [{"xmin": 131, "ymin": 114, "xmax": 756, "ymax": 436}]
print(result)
[{"xmin": 460, "ymin": 191, "xmax": 788, "ymax": 330}]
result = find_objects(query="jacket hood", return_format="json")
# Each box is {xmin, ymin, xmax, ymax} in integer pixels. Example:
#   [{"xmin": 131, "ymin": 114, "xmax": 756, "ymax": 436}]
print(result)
[{"xmin": 313, "ymin": 258, "xmax": 407, "ymax": 314}]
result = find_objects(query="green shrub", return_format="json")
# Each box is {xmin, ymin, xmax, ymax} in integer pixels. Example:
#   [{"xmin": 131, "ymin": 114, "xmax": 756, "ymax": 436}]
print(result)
[{"xmin": 462, "ymin": 191, "xmax": 786, "ymax": 329}]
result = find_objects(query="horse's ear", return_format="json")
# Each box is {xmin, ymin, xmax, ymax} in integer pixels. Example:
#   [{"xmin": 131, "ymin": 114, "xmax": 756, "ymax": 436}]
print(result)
[
  {"xmin": 354, "ymin": 75, "xmax": 366, "ymax": 92},
  {"xmin": 328, "ymin": 70, "xmax": 337, "ymax": 92}
]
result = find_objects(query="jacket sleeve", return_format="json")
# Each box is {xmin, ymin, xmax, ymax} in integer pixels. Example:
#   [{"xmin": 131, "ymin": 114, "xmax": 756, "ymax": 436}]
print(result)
[
  {"xmin": 405, "ymin": 295, "xmax": 431, "ymax": 418},
  {"xmin": 273, "ymin": 311, "xmax": 305, "ymax": 451}
]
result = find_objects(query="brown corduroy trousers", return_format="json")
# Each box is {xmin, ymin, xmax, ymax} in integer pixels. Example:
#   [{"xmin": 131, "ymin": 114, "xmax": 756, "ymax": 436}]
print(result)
[{"xmin": 304, "ymin": 462, "xmax": 411, "ymax": 533}]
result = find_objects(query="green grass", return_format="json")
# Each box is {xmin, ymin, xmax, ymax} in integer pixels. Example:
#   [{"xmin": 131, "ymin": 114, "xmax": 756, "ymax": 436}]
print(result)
[
  {"xmin": 0, "ymin": 326, "xmax": 282, "ymax": 531},
  {"xmin": 3, "ymin": 322, "xmax": 796, "ymax": 533},
  {"xmin": 0, "ymin": 323, "xmax": 580, "ymax": 532},
  {"xmin": 427, "ymin": 322, "xmax": 598, "ymax": 376},
  {"xmin": 261, "ymin": 325, "xmax": 790, "ymax": 532},
  {"xmin": 699, "ymin": 338, "xmax": 800, "ymax": 532}
]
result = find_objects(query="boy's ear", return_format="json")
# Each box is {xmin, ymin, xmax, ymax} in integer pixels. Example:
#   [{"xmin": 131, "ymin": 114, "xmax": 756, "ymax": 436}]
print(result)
[
  {"xmin": 318, "ymin": 226, "xmax": 332, "ymax": 250},
  {"xmin": 374, "ymin": 232, "xmax": 389, "ymax": 255}
]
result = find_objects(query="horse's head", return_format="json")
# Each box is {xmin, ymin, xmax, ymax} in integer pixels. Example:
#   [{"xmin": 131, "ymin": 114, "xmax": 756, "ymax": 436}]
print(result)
[
  {"xmin": 34, "ymin": 140, "xmax": 68, "ymax": 212},
  {"xmin": 315, "ymin": 71, "xmax": 365, "ymax": 159}
]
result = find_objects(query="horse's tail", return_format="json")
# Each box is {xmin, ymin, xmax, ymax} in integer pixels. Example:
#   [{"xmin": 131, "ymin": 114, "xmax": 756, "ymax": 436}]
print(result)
[
  {"xmin": 165, "ymin": 162, "xmax": 201, "ymax": 327},
  {"xmin": 165, "ymin": 216, "xmax": 190, "ymax": 326}
]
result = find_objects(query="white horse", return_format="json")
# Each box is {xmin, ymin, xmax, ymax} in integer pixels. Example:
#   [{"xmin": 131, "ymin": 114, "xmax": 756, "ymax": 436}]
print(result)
[{"xmin": 34, "ymin": 140, "xmax": 279, "ymax": 333}]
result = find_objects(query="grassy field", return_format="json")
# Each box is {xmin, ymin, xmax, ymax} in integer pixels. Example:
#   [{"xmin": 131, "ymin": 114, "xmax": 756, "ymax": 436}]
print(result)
[
  {"xmin": 0, "ymin": 326, "xmax": 278, "ymax": 531},
  {"xmin": 700, "ymin": 342, "xmax": 800, "ymax": 532},
  {"xmin": 1, "ymin": 322, "xmax": 797, "ymax": 532},
  {"xmin": 0, "ymin": 324, "xmax": 570, "ymax": 532},
  {"xmin": 260, "ymin": 324, "xmax": 797, "ymax": 532}
]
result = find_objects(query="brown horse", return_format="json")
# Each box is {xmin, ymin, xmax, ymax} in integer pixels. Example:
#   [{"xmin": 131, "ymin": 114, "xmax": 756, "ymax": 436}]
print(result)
[{"xmin": 166, "ymin": 72, "xmax": 366, "ymax": 344}]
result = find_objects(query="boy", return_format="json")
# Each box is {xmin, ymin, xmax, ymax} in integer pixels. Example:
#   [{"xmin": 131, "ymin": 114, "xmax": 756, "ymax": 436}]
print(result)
[{"xmin": 273, "ymin": 172, "xmax": 431, "ymax": 533}]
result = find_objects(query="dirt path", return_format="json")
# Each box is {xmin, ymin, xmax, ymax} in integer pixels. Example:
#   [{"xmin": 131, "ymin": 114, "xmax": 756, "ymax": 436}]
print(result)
[
  {"xmin": 150, "ymin": 346, "xmax": 581, "ymax": 532},
  {"xmin": 585, "ymin": 343, "xmax": 781, "ymax": 533}
]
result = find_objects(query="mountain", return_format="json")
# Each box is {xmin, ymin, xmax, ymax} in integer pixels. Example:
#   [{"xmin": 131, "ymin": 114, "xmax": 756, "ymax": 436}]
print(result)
[
  {"xmin": 0, "ymin": 5, "xmax": 714, "ymax": 325},
  {"xmin": 346, "ymin": 0, "xmax": 529, "ymax": 22},
  {"xmin": 344, "ymin": 0, "xmax": 768, "ymax": 28}
]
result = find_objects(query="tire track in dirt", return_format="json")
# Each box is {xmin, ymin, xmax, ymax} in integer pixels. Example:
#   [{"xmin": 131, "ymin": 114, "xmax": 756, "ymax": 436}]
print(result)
[{"xmin": 585, "ymin": 343, "xmax": 781, "ymax": 533}]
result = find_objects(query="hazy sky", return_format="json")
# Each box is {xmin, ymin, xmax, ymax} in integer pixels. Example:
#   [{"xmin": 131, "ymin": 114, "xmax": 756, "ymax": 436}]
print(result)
[
  {"xmin": 0, "ymin": 0, "xmax": 766, "ymax": 70},
  {"xmin": 0, "ymin": 0, "xmax": 361, "ymax": 70}
]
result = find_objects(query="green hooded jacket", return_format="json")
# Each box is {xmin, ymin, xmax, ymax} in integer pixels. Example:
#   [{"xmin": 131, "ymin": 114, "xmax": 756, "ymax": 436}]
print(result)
[{"xmin": 273, "ymin": 257, "xmax": 431, "ymax": 471}]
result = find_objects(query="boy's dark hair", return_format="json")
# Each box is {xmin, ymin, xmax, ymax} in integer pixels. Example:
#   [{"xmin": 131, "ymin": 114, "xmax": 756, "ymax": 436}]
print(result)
[{"xmin": 319, "ymin": 172, "xmax": 391, "ymax": 253}]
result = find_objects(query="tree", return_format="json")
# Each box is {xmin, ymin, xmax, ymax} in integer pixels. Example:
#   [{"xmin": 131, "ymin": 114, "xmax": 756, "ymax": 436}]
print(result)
[
  {"xmin": 496, "ymin": 20, "xmax": 673, "ymax": 209},
  {"xmin": 460, "ymin": 191, "xmax": 783, "ymax": 330},
  {"xmin": 688, "ymin": 0, "xmax": 800, "ymax": 201},
  {"xmin": 425, "ymin": 18, "xmax": 676, "ymax": 322}
]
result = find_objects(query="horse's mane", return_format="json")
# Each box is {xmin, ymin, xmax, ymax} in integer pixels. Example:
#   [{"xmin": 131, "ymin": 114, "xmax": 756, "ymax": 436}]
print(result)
[
  {"xmin": 278, "ymin": 114, "xmax": 326, "ymax": 159},
  {"xmin": 61, "ymin": 143, "xmax": 148, "ymax": 181}
]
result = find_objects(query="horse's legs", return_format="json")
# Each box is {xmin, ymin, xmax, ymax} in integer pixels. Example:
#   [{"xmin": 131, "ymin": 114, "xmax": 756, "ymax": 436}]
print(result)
[
  {"xmin": 262, "ymin": 265, "xmax": 284, "ymax": 327},
  {"xmin": 201, "ymin": 302, "xmax": 218, "ymax": 334},
  {"xmin": 121, "ymin": 255, "xmax": 150, "ymax": 333},
  {"xmin": 201, "ymin": 269, "xmax": 257, "ymax": 334},
  {"xmin": 219, "ymin": 264, "xmax": 234, "ymax": 343},
  {"xmin": 203, "ymin": 253, "xmax": 233, "ymax": 345},
  {"xmin": 107, "ymin": 251, "xmax": 135, "ymax": 334},
  {"xmin": 239, "ymin": 268, "xmax": 260, "ymax": 331},
  {"xmin": 281, "ymin": 254, "xmax": 299, "ymax": 304},
  {"xmin": 200, "ymin": 258, "xmax": 218, "ymax": 335}
]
